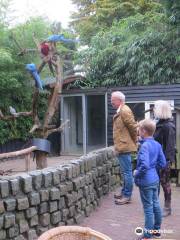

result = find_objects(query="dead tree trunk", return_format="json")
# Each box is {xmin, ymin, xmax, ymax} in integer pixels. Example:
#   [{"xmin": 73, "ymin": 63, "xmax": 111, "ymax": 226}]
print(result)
[
  {"xmin": 35, "ymin": 151, "xmax": 48, "ymax": 169},
  {"xmin": 0, "ymin": 35, "xmax": 70, "ymax": 170}
]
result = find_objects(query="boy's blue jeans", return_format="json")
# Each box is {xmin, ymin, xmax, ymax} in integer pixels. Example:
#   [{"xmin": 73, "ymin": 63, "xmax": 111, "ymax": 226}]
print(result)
[
  {"xmin": 139, "ymin": 183, "xmax": 162, "ymax": 238},
  {"xmin": 117, "ymin": 153, "xmax": 133, "ymax": 198}
]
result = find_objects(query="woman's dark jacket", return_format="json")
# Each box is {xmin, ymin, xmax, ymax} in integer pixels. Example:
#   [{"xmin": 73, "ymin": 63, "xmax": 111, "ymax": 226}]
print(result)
[{"xmin": 154, "ymin": 119, "xmax": 176, "ymax": 162}]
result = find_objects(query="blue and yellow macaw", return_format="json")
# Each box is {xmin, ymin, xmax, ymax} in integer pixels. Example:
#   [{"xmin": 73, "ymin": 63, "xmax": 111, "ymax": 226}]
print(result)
[{"xmin": 26, "ymin": 63, "xmax": 44, "ymax": 90}]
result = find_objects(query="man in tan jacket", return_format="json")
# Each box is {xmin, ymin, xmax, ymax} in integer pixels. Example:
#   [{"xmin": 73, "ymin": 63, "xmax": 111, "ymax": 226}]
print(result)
[{"xmin": 111, "ymin": 91, "xmax": 137, "ymax": 205}]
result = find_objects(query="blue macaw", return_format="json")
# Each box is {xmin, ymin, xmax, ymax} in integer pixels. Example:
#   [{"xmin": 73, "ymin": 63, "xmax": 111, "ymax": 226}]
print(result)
[
  {"xmin": 46, "ymin": 34, "xmax": 77, "ymax": 43},
  {"xmin": 26, "ymin": 63, "xmax": 44, "ymax": 90}
]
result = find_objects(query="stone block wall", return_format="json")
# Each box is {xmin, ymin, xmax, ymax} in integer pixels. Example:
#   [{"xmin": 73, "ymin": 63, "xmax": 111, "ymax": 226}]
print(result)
[{"xmin": 0, "ymin": 147, "xmax": 120, "ymax": 240}]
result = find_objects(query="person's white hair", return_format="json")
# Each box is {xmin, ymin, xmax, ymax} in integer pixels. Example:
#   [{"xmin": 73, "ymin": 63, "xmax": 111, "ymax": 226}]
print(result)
[
  {"xmin": 111, "ymin": 91, "xmax": 125, "ymax": 102},
  {"xmin": 154, "ymin": 100, "xmax": 172, "ymax": 119}
]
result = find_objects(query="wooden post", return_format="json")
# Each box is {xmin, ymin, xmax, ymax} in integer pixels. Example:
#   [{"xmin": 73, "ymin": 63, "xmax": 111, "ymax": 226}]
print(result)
[
  {"xmin": 35, "ymin": 151, "xmax": 48, "ymax": 169},
  {"xmin": 0, "ymin": 146, "xmax": 37, "ymax": 173},
  {"xmin": 25, "ymin": 153, "xmax": 31, "ymax": 172},
  {"xmin": 176, "ymin": 109, "xmax": 180, "ymax": 186}
]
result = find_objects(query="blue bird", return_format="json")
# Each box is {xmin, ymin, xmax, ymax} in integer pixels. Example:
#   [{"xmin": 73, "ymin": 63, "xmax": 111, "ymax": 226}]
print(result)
[
  {"xmin": 46, "ymin": 34, "xmax": 77, "ymax": 43},
  {"xmin": 26, "ymin": 63, "xmax": 44, "ymax": 90}
]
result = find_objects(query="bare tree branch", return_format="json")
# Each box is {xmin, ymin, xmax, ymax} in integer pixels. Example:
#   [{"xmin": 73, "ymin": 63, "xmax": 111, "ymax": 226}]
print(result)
[
  {"xmin": 43, "ymin": 55, "xmax": 63, "ymax": 133},
  {"xmin": 0, "ymin": 110, "xmax": 4, "ymax": 118},
  {"xmin": 17, "ymin": 48, "xmax": 37, "ymax": 56},
  {"xmin": 10, "ymin": 32, "xmax": 37, "ymax": 56},
  {"xmin": 44, "ymin": 120, "xmax": 69, "ymax": 138},
  {"xmin": 32, "ymin": 33, "xmax": 41, "ymax": 52},
  {"xmin": 0, "ymin": 146, "xmax": 37, "ymax": 159},
  {"xmin": 0, "ymin": 111, "xmax": 32, "ymax": 120},
  {"xmin": 38, "ymin": 61, "xmax": 47, "ymax": 74},
  {"xmin": 30, "ymin": 88, "xmax": 41, "ymax": 133}
]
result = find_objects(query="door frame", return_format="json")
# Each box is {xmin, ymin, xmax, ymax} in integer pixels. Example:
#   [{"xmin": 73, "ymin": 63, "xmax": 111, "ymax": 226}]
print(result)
[{"xmin": 61, "ymin": 93, "xmax": 108, "ymax": 155}]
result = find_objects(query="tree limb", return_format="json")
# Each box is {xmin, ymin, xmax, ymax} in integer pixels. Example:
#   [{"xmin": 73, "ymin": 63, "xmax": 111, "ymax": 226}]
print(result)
[
  {"xmin": 29, "ymin": 88, "xmax": 41, "ymax": 133},
  {"xmin": 0, "ymin": 146, "xmax": 37, "ymax": 159},
  {"xmin": 32, "ymin": 33, "xmax": 41, "ymax": 52},
  {"xmin": 43, "ymin": 55, "xmax": 63, "ymax": 132},
  {"xmin": 10, "ymin": 32, "xmax": 37, "ymax": 56},
  {"xmin": 38, "ymin": 61, "xmax": 47, "ymax": 74},
  {"xmin": 0, "ymin": 111, "xmax": 32, "ymax": 120},
  {"xmin": 17, "ymin": 48, "xmax": 37, "ymax": 56},
  {"xmin": 0, "ymin": 110, "xmax": 4, "ymax": 118},
  {"xmin": 44, "ymin": 120, "xmax": 69, "ymax": 138}
]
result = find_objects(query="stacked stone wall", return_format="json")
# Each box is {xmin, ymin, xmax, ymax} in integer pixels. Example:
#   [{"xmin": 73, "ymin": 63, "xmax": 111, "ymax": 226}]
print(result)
[{"xmin": 0, "ymin": 147, "xmax": 120, "ymax": 240}]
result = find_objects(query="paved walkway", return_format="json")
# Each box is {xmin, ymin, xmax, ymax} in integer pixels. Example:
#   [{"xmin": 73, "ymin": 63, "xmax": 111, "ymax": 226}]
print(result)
[
  {"xmin": 1, "ymin": 157, "xmax": 180, "ymax": 239},
  {"xmin": 81, "ymin": 185, "xmax": 180, "ymax": 240}
]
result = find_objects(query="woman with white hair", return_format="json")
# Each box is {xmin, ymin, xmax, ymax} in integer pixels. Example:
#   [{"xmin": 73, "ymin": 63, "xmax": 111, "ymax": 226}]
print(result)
[{"xmin": 153, "ymin": 100, "xmax": 176, "ymax": 217}]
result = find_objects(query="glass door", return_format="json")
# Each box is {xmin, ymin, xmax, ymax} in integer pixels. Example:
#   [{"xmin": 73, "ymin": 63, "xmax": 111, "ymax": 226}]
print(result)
[
  {"xmin": 86, "ymin": 95, "xmax": 106, "ymax": 153},
  {"xmin": 61, "ymin": 94, "xmax": 107, "ymax": 155},
  {"xmin": 61, "ymin": 96, "xmax": 83, "ymax": 155}
]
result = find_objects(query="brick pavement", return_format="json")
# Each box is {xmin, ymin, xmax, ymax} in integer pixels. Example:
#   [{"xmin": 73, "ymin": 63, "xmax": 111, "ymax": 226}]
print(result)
[
  {"xmin": 81, "ymin": 185, "xmax": 180, "ymax": 240},
  {"xmin": 1, "ymin": 157, "xmax": 179, "ymax": 240}
]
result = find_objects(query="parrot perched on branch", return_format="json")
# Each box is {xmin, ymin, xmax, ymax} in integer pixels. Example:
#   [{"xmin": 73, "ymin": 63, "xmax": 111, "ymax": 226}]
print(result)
[
  {"xmin": 26, "ymin": 63, "xmax": 44, "ymax": 90},
  {"xmin": 46, "ymin": 34, "xmax": 77, "ymax": 43},
  {"xmin": 9, "ymin": 106, "xmax": 17, "ymax": 116}
]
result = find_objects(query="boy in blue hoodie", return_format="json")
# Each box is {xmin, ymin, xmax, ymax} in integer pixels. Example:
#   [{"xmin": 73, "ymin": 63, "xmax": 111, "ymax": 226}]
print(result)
[{"xmin": 134, "ymin": 119, "xmax": 166, "ymax": 239}]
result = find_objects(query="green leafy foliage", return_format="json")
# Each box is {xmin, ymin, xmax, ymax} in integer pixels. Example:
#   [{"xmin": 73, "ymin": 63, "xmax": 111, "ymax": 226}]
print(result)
[
  {"xmin": 71, "ymin": 0, "xmax": 162, "ymax": 44},
  {"xmin": 0, "ymin": 13, "xmax": 77, "ymax": 144},
  {"xmin": 75, "ymin": 12, "xmax": 179, "ymax": 87},
  {"xmin": 160, "ymin": 0, "xmax": 180, "ymax": 24}
]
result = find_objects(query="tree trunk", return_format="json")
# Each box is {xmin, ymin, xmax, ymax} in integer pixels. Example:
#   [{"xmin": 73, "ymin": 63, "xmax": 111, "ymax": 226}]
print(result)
[{"xmin": 35, "ymin": 151, "xmax": 48, "ymax": 169}]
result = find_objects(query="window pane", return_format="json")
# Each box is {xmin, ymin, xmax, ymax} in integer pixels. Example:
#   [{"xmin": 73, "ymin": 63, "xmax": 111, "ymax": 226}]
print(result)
[
  {"xmin": 86, "ymin": 95, "xmax": 106, "ymax": 152},
  {"xmin": 127, "ymin": 102, "xmax": 145, "ymax": 121},
  {"xmin": 63, "ymin": 96, "xmax": 83, "ymax": 154}
]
